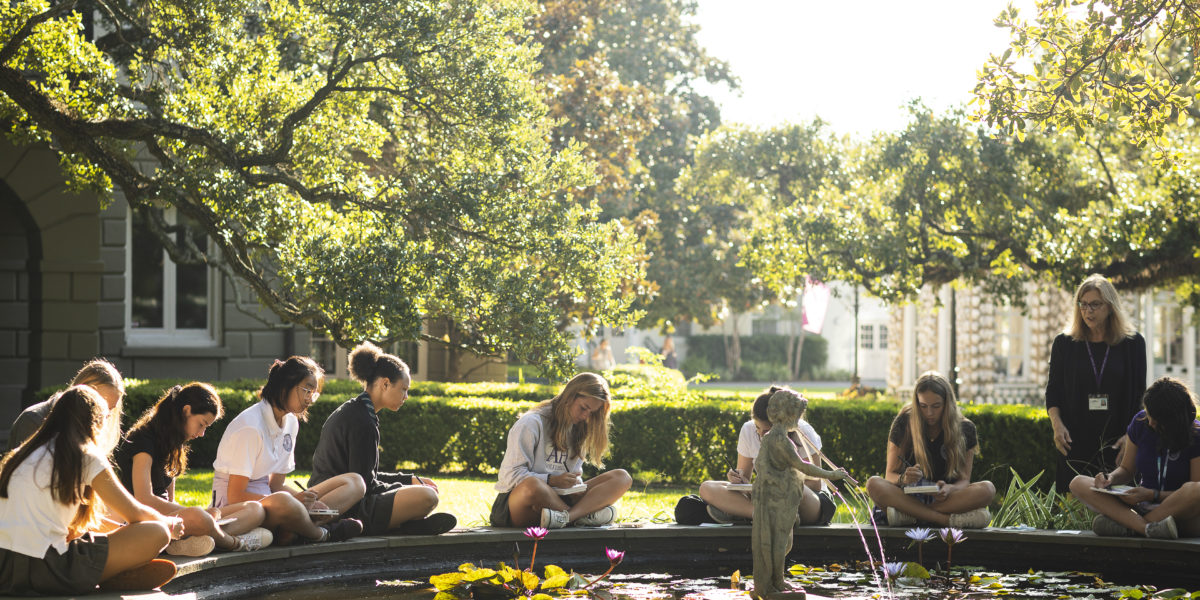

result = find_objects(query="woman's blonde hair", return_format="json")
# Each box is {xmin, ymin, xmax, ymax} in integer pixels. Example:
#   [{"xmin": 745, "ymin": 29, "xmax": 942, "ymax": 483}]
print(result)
[
  {"xmin": 534, "ymin": 372, "xmax": 612, "ymax": 467},
  {"xmin": 1066, "ymin": 274, "xmax": 1136, "ymax": 345},
  {"xmin": 71, "ymin": 358, "xmax": 124, "ymax": 454},
  {"xmin": 899, "ymin": 371, "xmax": 972, "ymax": 481}
]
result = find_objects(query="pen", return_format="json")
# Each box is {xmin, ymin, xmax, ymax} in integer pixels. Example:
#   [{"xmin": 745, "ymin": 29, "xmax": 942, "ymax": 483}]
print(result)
[{"xmin": 293, "ymin": 480, "xmax": 307, "ymax": 492}]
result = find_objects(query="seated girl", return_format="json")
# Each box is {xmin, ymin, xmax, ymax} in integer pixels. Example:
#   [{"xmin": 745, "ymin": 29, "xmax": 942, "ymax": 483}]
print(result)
[
  {"xmin": 1069, "ymin": 376, "xmax": 1200, "ymax": 539},
  {"xmin": 697, "ymin": 385, "xmax": 838, "ymax": 526},
  {"xmin": 865, "ymin": 371, "xmax": 995, "ymax": 528},
  {"xmin": 309, "ymin": 342, "xmax": 456, "ymax": 535},
  {"xmin": 7, "ymin": 358, "xmax": 125, "ymax": 453},
  {"xmin": 0, "ymin": 386, "xmax": 184, "ymax": 594},
  {"xmin": 114, "ymin": 382, "xmax": 271, "ymax": 555},
  {"xmin": 212, "ymin": 356, "xmax": 367, "ymax": 544},
  {"xmin": 491, "ymin": 372, "xmax": 631, "ymax": 529}
]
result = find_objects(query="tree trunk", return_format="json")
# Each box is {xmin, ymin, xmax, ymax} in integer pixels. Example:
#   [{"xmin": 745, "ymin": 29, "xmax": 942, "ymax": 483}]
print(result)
[
  {"xmin": 787, "ymin": 326, "xmax": 807, "ymax": 380},
  {"xmin": 723, "ymin": 318, "xmax": 742, "ymax": 376}
]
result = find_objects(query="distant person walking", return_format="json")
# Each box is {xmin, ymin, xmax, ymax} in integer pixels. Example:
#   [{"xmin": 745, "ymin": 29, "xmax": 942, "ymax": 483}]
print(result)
[
  {"xmin": 591, "ymin": 339, "xmax": 615, "ymax": 371},
  {"xmin": 661, "ymin": 336, "xmax": 678, "ymax": 370},
  {"xmin": 1046, "ymin": 274, "xmax": 1146, "ymax": 492}
]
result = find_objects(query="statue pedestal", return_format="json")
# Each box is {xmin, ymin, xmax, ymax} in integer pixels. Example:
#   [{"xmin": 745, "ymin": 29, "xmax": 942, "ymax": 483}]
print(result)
[{"xmin": 762, "ymin": 588, "xmax": 806, "ymax": 600}]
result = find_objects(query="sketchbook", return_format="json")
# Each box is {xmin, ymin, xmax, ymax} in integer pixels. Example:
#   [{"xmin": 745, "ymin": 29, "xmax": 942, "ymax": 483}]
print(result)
[
  {"xmin": 723, "ymin": 483, "xmax": 754, "ymax": 492},
  {"xmin": 308, "ymin": 508, "xmax": 340, "ymax": 516},
  {"xmin": 903, "ymin": 484, "xmax": 940, "ymax": 494},
  {"xmin": 553, "ymin": 483, "xmax": 588, "ymax": 495},
  {"xmin": 1090, "ymin": 485, "xmax": 1135, "ymax": 496}
]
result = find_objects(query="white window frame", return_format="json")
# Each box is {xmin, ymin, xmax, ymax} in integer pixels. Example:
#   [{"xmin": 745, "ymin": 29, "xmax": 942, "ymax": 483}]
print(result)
[{"xmin": 124, "ymin": 207, "xmax": 220, "ymax": 347}]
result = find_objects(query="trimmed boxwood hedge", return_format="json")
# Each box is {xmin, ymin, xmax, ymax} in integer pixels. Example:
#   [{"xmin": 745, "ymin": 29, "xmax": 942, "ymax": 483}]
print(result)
[{"xmin": 35, "ymin": 377, "xmax": 1055, "ymax": 490}]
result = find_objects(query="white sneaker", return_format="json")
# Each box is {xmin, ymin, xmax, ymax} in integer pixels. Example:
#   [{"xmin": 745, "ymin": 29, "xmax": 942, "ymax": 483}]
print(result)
[
  {"xmin": 166, "ymin": 535, "xmax": 215, "ymax": 557},
  {"xmin": 948, "ymin": 507, "xmax": 991, "ymax": 529},
  {"xmin": 540, "ymin": 507, "xmax": 570, "ymax": 529},
  {"xmin": 575, "ymin": 505, "xmax": 618, "ymax": 527},
  {"xmin": 1145, "ymin": 515, "xmax": 1179, "ymax": 539},
  {"xmin": 232, "ymin": 527, "xmax": 273, "ymax": 551},
  {"xmin": 886, "ymin": 507, "xmax": 916, "ymax": 527}
]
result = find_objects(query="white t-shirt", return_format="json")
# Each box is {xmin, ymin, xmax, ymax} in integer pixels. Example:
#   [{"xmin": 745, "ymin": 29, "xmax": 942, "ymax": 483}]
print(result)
[
  {"xmin": 0, "ymin": 443, "xmax": 108, "ymax": 558},
  {"xmin": 495, "ymin": 408, "xmax": 585, "ymax": 493},
  {"xmin": 213, "ymin": 399, "xmax": 298, "ymax": 480},
  {"xmin": 737, "ymin": 419, "xmax": 822, "ymax": 461}
]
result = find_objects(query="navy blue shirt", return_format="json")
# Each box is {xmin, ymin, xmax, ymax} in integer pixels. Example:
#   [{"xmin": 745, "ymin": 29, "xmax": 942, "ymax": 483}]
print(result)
[{"xmin": 1128, "ymin": 410, "xmax": 1200, "ymax": 491}]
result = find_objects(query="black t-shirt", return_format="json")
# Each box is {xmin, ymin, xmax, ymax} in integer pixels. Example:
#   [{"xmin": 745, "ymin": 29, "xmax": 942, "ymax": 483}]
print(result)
[
  {"xmin": 887, "ymin": 411, "xmax": 978, "ymax": 483},
  {"xmin": 113, "ymin": 428, "xmax": 172, "ymax": 500}
]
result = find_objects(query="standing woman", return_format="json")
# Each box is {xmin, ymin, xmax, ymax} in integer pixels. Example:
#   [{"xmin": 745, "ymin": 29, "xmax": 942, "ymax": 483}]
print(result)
[
  {"xmin": 212, "ymin": 357, "xmax": 366, "ymax": 544},
  {"xmin": 309, "ymin": 342, "xmax": 456, "ymax": 535},
  {"xmin": 1046, "ymin": 274, "xmax": 1147, "ymax": 492},
  {"xmin": 491, "ymin": 372, "xmax": 632, "ymax": 529},
  {"xmin": 115, "ymin": 383, "xmax": 271, "ymax": 555},
  {"xmin": 1069, "ymin": 377, "xmax": 1200, "ymax": 538},
  {"xmin": 865, "ymin": 371, "xmax": 995, "ymax": 528},
  {"xmin": 8, "ymin": 358, "xmax": 125, "ymax": 453},
  {"xmin": 0, "ymin": 386, "xmax": 184, "ymax": 594}
]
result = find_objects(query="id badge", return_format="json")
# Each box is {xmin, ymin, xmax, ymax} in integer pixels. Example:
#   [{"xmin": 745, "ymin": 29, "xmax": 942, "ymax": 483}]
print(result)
[{"xmin": 1088, "ymin": 394, "xmax": 1109, "ymax": 411}]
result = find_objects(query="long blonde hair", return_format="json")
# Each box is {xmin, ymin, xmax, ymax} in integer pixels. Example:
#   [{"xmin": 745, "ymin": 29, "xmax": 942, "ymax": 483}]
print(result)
[
  {"xmin": 534, "ymin": 372, "xmax": 612, "ymax": 467},
  {"xmin": 1066, "ymin": 274, "xmax": 1136, "ymax": 345},
  {"xmin": 71, "ymin": 358, "xmax": 125, "ymax": 454},
  {"xmin": 899, "ymin": 371, "xmax": 971, "ymax": 481}
]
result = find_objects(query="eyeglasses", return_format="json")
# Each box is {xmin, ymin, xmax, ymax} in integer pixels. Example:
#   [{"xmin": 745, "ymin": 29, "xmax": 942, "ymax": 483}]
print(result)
[
  {"xmin": 298, "ymin": 386, "xmax": 320, "ymax": 401},
  {"xmin": 1077, "ymin": 301, "xmax": 1106, "ymax": 312}
]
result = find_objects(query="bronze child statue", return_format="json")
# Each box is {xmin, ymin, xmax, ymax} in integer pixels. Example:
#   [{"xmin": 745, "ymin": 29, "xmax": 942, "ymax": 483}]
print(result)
[{"xmin": 752, "ymin": 389, "xmax": 848, "ymax": 599}]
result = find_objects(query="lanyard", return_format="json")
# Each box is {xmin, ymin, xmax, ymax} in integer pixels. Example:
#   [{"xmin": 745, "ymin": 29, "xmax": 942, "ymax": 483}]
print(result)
[
  {"xmin": 1157, "ymin": 454, "xmax": 1168, "ymax": 490},
  {"xmin": 1085, "ymin": 342, "xmax": 1110, "ymax": 388}
]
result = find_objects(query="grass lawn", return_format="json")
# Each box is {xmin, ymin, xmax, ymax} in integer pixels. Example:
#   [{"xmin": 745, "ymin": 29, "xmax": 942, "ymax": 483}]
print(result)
[{"xmin": 175, "ymin": 470, "xmax": 873, "ymax": 528}]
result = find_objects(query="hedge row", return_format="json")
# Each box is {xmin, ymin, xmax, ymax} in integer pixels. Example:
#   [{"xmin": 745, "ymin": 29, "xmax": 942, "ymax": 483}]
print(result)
[{"xmin": 35, "ymin": 376, "xmax": 1057, "ymax": 492}]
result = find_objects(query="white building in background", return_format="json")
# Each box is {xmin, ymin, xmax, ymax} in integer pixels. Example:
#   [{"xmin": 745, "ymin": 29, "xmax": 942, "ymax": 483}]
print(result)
[
  {"xmin": 886, "ymin": 282, "xmax": 1197, "ymax": 404},
  {"xmin": 572, "ymin": 281, "xmax": 890, "ymax": 384}
]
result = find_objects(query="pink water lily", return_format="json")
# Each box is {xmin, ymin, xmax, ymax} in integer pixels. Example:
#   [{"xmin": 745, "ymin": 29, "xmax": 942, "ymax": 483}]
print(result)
[
  {"xmin": 584, "ymin": 548, "xmax": 627, "ymax": 589},
  {"xmin": 523, "ymin": 527, "xmax": 548, "ymax": 572}
]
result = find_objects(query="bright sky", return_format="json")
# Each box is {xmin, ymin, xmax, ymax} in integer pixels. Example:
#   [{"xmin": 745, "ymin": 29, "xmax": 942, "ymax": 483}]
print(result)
[{"xmin": 692, "ymin": 0, "xmax": 1037, "ymax": 137}]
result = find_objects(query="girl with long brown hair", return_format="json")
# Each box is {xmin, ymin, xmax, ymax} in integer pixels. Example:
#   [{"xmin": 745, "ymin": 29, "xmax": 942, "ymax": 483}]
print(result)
[
  {"xmin": 865, "ymin": 371, "xmax": 995, "ymax": 528},
  {"xmin": 490, "ymin": 372, "xmax": 632, "ymax": 529},
  {"xmin": 115, "ymin": 383, "xmax": 271, "ymax": 555},
  {"xmin": 0, "ymin": 386, "xmax": 183, "ymax": 594}
]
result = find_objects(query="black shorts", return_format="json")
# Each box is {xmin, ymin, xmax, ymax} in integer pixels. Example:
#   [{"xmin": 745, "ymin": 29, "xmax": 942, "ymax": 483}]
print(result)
[
  {"xmin": 489, "ymin": 492, "xmax": 513, "ymax": 528},
  {"xmin": 813, "ymin": 489, "xmax": 837, "ymax": 526},
  {"xmin": 0, "ymin": 532, "xmax": 109, "ymax": 595},
  {"xmin": 347, "ymin": 490, "xmax": 401, "ymax": 536}
]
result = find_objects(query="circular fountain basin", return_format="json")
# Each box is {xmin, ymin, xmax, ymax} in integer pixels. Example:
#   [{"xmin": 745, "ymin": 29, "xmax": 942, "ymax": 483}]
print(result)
[{"xmin": 54, "ymin": 524, "xmax": 1200, "ymax": 600}]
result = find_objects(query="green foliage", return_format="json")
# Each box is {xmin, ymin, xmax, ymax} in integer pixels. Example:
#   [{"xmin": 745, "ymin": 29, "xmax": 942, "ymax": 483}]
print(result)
[
  {"xmin": 685, "ymin": 334, "xmax": 829, "ymax": 381},
  {"xmin": 974, "ymin": 0, "xmax": 1197, "ymax": 163},
  {"xmin": 990, "ymin": 468, "xmax": 1092, "ymax": 531},
  {"xmin": 742, "ymin": 105, "xmax": 1200, "ymax": 309},
  {"xmin": 0, "ymin": 0, "xmax": 642, "ymax": 375}
]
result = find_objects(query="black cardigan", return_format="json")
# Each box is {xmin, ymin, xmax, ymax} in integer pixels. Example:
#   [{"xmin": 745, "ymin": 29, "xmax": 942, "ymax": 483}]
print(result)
[{"xmin": 308, "ymin": 392, "xmax": 412, "ymax": 494}]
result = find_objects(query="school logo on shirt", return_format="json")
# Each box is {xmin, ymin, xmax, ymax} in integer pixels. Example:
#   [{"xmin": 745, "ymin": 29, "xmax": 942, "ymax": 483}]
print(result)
[
  {"xmin": 283, "ymin": 433, "xmax": 293, "ymax": 452},
  {"xmin": 546, "ymin": 447, "xmax": 569, "ymax": 471}
]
